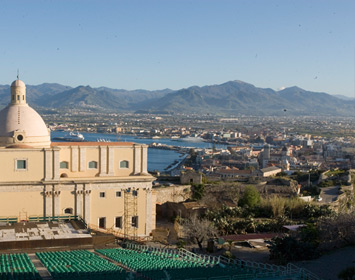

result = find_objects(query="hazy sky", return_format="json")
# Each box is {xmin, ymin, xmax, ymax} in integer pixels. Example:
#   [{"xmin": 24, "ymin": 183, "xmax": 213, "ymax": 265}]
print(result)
[{"xmin": 0, "ymin": 0, "xmax": 354, "ymax": 97}]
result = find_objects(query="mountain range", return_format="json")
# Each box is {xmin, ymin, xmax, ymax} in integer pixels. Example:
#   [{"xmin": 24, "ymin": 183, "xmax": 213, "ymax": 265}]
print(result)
[{"xmin": 0, "ymin": 80, "xmax": 353, "ymax": 116}]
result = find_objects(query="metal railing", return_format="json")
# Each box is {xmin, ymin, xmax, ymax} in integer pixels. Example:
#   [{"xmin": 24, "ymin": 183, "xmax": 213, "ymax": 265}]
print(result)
[
  {"xmin": 287, "ymin": 263, "xmax": 321, "ymax": 280},
  {"xmin": 0, "ymin": 216, "xmax": 18, "ymax": 223},
  {"xmin": 28, "ymin": 215, "xmax": 78, "ymax": 222}
]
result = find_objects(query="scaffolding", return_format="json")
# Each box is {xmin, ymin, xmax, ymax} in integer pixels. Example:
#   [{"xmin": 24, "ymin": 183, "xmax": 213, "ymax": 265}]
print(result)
[{"xmin": 124, "ymin": 188, "xmax": 138, "ymax": 240}]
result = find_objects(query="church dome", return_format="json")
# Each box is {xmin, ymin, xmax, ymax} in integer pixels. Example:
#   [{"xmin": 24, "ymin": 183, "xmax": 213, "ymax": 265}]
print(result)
[
  {"xmin": 11, "ymin": 79, "xmax": 26, "ymax": 87},
  {"xmin": 0, "ymin": 79, "xmax": 50, "ymax": 148}
]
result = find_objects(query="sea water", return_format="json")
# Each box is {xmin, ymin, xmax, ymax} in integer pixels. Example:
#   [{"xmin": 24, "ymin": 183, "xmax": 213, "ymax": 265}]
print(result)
[{"xmin": 51, "ymin": 131, "xmax": 226, "ymax": 172}]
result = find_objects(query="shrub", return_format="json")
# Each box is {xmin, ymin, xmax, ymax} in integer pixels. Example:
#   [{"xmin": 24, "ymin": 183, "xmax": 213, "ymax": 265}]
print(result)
[
  {"xmin": 317, "ymin": 213, "xmax": 355, "ymax": 250},
  {"xmin": 284, "ymin": 198, "xmax": 306, "ymax": 219},
  {"xmin": 269, "ymin": 196, "xmax": 286, "ymax": 217},
  {"xmin": 191, "ymin": 184, "xmax": 205, "ymax": 200},
  {"xmin": 269, "ymin": 235, "xmax": 319, "ymax": 264},
  {"xmin": 239, "ymin": 185, "xmax": 261, "ymax": 208},
  {"xmin": 300, "ymin": 204, "xmax": 333, "ymax": 219}
]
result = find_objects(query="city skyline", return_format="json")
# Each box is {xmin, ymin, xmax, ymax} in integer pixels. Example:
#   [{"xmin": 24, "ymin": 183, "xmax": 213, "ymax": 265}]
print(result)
[{"xmin": 0, "ymin": 0, "xmax": 354, "ymax": 97}]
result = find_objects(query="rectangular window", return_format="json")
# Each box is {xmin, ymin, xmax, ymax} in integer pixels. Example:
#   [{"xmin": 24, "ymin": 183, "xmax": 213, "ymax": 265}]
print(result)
[
  {"xmin": 99, "ymin": 192, "xmax": 105, "ymax": 198},
  {"xmin": 88, "ymin": 161, "xmax": 98, "ymax": 169},
  {"xmin": 60, "ymin": 161, "xmax": 69, "ymax": 169},
  {"xmin": 116, "ymin": 191, "xmax": 122, "ymax": 197},
  {"xmin": 16, "ymin": 160, "xmax": 27, "ymax": 170},
  {"xmin": 99, "ymin": 217, "xmax": 106, "ymax": 229},
  {"xmin": 132, "ymin": 216, "xmax": 138, "ymax": 228},
  {"xmin": 132, "ymin": 190, "xmax": 138, "ymax": 197},
  {"xmin": 115, "ymin": 217, "xmax": 122, "ymax": 228},
  {"xmin": 120, "ymin": 160, "xmax": 129, "ymax": 168}
]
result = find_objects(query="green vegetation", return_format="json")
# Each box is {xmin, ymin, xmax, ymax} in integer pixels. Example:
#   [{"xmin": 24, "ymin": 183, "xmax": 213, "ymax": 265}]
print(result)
[
  {"xmin": 325, "ymin": 169, "xmax": 348, "ymax": 177},
  {"xmin": 291, "ymin": 170, "xmax": 322, "ymax": 183},
  {"xmin": 269, "ymin": 224, "xmax": 320, "ymax": 264},
  {"xmin": 203, "ymin": 196, "xmax": 333, "ymax": 235},
  {"xmin": 238, "ymin": 185, "xmax": 260, "ymax": 208},
  {"xmin": 191, "ymin": 184, "xmax": 205, "ymax": 201},
  {"xmin": 270, "ymin": 213, "xmax": 355, "ymax": 264}
]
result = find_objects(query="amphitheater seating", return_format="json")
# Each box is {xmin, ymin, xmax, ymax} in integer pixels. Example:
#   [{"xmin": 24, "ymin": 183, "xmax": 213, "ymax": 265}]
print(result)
[
  {"xmin": 0, "ymin": 253, "xmax": 40, "ymax": 280},
  {"xmin": 36, "ymin": 250, "xmax": 128, "ymax": 280},
  {"xmin": 96, "ymin": 247, "xmax": 291, "ymax": 280},
  {"xmin": 96, "ymin": 248, "xmax": 203, "ymax": 272},
  {"xmin": 0, "ymin": 247, "xmax": 315, "ymax": 280}
]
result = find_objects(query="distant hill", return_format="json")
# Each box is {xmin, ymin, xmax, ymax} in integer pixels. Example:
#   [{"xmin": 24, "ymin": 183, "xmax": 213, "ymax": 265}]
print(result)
[
  {"xmin": 138, "ymin": 81, "xmax": 354, "ymax": 116},
  {"xmin": 333, "ymin": 94, "xmax": 355, "ymax": 101},
  {"xmin": 0, "ymin": 80, "xmax": 353, "ymax": 116}
]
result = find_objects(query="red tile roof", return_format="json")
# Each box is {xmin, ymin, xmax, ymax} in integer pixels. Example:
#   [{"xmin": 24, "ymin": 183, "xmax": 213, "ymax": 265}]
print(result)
[{"xmin": 51, "ymin": 142, "xmax": 135, "ymax": 147}]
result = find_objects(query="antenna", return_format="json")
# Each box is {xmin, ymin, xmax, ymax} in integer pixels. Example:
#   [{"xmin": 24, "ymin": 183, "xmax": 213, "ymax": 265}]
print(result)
[{"xmin": 17, "ymin": 69, "xmax": 19, "ymax": 80}]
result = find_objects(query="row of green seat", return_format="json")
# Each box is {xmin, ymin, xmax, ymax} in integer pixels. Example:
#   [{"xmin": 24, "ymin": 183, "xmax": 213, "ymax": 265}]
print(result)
[
  {"xmin": 0, "ymin": 253, "xmax": 40, "ymax": 280},
  {"xmin": 97, "ymin": 248, "xmax": 204, "ymax": 272},
  {"xmin": 97, "ymin": 247, "xmax": 284, "ymax": 280},
  {"xmin": 36, "ymin": 250, "xmax": 130, "ymax": 280}
]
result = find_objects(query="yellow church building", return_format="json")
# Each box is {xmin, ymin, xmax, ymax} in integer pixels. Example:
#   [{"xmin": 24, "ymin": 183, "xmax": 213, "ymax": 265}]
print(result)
[{"xmin": 0, "ymin": 79, "xmax": 156, "ymax": 239}]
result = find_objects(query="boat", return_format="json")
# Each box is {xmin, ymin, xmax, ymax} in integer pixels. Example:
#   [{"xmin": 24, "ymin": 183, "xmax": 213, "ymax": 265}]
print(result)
[
  {"xmin": 177, "ymin": 136, "xmax": 203, "ymax": 142},
  {"xmin": 53, "ymin": 131, "xmax": 85, "ymax": 142}
]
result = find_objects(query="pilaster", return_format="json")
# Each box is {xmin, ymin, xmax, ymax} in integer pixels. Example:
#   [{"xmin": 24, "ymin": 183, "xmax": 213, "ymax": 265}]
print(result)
[
  {"xmin": 44, "ymin": 185, "xmax": 52, "ymax": 217},
  {"xmin": 99, "ymin": 146, "xmax": 107, "ymax": 176},
  {"xmin": 134, "ymin": 145, "xmax": 141, "ymax": 175},
  {"xmin": 53, "ymin": 148, "xmax": 60, "ymax": 180},
  {"xmin": 107, "ymin": 146, "xmax": 114, "ymax": 176},
  {"xmin": 44, "ymin": 149, "xmax": 52, "ymax": 180},
  {"xmin": 145, "ymin": 188, "xmax": 152, "ymax": 235},
  {"xmin": 141, "ymin": 145, "xmax": 148, "ymax": 174},
  {"xmin": 76, "ymin": 184, "xmax": 84, "ymax": 217},
  {"xmin": 71, "ymin": 146, "xmax": 78, "ymax": 172},
  {"xmin": 53, "ymin": 185, "xmax": 61, "ymax": 216},
  {"xmin": 79, "ymin": 147, "xmax": 86, "ymax": 172},
  {"xmin": 83, "ymin": 185, "xmax": 92, "ymax": 224}
]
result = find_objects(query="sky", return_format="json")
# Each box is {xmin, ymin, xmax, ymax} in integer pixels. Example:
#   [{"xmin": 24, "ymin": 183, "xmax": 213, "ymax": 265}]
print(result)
[{"xmin": 0, "ymin": 0, "xmax": 354, "ymax": 97}]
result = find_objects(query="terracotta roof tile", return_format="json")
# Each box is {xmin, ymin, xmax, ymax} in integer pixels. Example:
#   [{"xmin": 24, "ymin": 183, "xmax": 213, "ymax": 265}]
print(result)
[{"xmin": 51, "ymin": 142, "xmax": 135, "ymax": 147}]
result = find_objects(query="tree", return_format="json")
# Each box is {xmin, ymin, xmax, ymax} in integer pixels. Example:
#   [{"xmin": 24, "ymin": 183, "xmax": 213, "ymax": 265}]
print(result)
[
  {"xmin": 191, "ymin": 184, "xmax": 205, "ymax": 200},
  {"xmin": 269, "ymin": 234, "xmax": 318, "ymax": 264},
  {"xmin": 317, "ymin": 213, "xmax": 355, "ymax": 250},
  {"xmin": 181, "ymin": 214, "xmax": 217, "ymax": 250},
  {"xmin": 239, "ymin": 185, "xmax": 261, "ymax": 208}
]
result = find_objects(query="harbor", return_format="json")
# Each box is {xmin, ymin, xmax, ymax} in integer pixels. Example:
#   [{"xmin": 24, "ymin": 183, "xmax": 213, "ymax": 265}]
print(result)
[{"xmin": 51, "ymin": 131, "xmax": 223, "ymax": 173}]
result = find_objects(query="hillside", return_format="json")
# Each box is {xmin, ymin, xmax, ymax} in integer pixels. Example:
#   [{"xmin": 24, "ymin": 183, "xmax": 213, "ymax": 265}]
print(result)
[
  {"xmin": 0, "ymin": 80, "xmax": 353, "ymax": 116},
  {"xmin": 139, "ymin": 81, "xmax": 354, "ymax": 116}
]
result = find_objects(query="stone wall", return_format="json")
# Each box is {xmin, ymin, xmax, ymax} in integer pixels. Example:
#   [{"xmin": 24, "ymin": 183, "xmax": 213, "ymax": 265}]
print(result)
[{"xmin": 154, "ymin": 185, "xmax": 191, "ymax": 205}]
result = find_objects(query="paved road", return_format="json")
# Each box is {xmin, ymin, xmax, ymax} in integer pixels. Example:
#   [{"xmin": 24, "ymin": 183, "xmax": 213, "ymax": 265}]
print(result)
[
  {"xmin": 294, "ymin": 246, "xmax": 355, "ymax": 280},
  {"xmin": 320, "ymin": 186, "xmax": 339, "ymax": 203}
]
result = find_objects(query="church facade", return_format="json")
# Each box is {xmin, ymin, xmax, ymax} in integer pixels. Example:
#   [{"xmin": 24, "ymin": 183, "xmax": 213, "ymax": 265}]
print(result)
[{"xmin": 0, "ymin": 79, "xmax": 155, "ymax": 238}]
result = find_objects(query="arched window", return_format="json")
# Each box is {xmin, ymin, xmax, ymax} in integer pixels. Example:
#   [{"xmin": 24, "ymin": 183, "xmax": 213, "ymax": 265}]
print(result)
[
  {"xmin": 88, "ymin": 161, "xmax": 98, "ymax": 169},
  {"xmin": 60, "ymin": 161, "xmax": 69, "ymax": 169},
  {"xmin": 120, "ymin": 160, "xmax": 129, "ymax": 169},
  {"xmin": 64, "ymin": 208, "xmax": 73, "ymax": 214}
]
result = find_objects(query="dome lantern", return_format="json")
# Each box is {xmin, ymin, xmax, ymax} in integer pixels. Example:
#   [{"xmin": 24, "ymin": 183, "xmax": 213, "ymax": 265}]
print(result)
[{"xmin": 11, "ymin": 79, "xmax": 27, "ymax": 105}]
